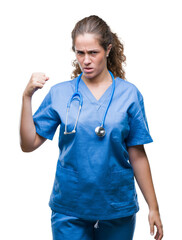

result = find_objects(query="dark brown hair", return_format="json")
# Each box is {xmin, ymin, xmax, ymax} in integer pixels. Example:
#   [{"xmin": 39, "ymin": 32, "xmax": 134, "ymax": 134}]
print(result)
[{"xmin": 71, "ymin": 15, "xmax": 126, "ymax": 80}]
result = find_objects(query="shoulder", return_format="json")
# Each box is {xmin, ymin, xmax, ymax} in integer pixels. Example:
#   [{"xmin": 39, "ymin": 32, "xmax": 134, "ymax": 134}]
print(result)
[
  {"xmin": 48, "ymin": 78, "xmax": 76, "ymax": 98},
  {"xmin": 116, "ymin": 77, "xmax": 143, "ymax": 102},
  {"xmin": 41, "ymin": 78, "xmax": 76, "ymax": 104},
  {"xmin": 50, "ymin": 78, "xmax": 75, "ymax": 92}
]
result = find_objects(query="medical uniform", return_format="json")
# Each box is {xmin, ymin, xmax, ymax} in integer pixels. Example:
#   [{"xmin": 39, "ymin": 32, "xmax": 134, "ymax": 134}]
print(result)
[{"xmin": 33, "ymin": 74, "xmax": 153, "ymax": 239}]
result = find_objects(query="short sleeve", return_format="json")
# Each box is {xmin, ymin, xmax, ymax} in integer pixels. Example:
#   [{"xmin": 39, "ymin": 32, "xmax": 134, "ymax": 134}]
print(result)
[
  {"xmin": 125, "ymin": 88, "xmax": 153, "ymax": 147},
  {"xmin": 33, "ymin": 88, "xmax": 60, "ymax": 140}
]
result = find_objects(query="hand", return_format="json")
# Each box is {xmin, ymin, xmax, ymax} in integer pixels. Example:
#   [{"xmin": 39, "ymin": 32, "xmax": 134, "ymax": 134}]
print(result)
[
  {"xmin": 23, "ymin": 72, "xmax": 49, "ymax": 97},
  {"xmin": 148, "ymin": 209, "xmax": 163, "ymax": 240}
]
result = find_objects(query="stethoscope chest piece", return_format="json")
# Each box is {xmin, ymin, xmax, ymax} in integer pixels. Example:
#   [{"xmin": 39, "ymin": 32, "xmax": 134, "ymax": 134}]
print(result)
[{"xmin": 95, "ymin": 126, "xmax": 106, "ymax": 137}]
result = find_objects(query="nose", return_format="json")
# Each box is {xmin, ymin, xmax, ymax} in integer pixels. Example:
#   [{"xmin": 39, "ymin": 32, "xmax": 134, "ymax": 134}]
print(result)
[{"xmin": 83, "ymin": 54, "xmax": 91, "ymax": 65}]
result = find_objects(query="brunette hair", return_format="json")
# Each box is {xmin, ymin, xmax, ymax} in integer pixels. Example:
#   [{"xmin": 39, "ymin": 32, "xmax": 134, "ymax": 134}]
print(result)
[{"xmin": 71, "ymin": 15, "xmax": 126, "ymax": 80}]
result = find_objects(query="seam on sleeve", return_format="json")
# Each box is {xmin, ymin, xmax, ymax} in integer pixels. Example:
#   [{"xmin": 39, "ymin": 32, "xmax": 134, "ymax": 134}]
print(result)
[
  {"xmin": 49, "ymin": 87, "xmax": 61, "ymax": 124},
  {"xmin": 132, "ymin": 96, "xmax": 145, "ymax": 120}
]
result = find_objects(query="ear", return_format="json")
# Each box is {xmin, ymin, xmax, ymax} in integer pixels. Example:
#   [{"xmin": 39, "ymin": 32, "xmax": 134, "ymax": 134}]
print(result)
[{"xmin": 106, "ymin": 44, "xmax": 112, "ymax": 57}]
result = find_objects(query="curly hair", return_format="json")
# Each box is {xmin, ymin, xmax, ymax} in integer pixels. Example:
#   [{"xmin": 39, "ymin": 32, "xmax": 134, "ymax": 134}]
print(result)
[{"xmin": 71, "ymin": 15, "xmax": 126, "ymax": 80}]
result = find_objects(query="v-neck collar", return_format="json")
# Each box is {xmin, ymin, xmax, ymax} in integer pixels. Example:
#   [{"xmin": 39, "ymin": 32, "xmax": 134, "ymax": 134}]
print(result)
[{"xmin": 79, "ymin": 77, "xmax": 115, "ymax": 108}]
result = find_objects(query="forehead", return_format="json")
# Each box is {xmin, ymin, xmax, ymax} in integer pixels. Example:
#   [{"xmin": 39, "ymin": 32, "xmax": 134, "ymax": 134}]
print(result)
[{"xmin": 74, "ymin": 33, "xmax": 102, "ymax": 50}]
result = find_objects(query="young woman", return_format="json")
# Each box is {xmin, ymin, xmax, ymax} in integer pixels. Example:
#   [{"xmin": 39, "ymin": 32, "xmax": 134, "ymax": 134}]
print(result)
[{"xmin": 20, "ymin": 15, "xmax": 163, "ymax": 240}]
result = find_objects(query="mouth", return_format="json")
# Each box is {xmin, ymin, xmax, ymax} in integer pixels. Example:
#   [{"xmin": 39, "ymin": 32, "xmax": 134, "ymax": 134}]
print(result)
[{"xmin": 83, "ymin": 68, "xmax": 94, "ymax": 73}]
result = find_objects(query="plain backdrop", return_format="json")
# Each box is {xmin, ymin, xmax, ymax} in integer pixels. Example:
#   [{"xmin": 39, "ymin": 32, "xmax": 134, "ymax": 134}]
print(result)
[{"xmin": 0, "ymin": 0, "xmax": 181, "ymax": 239}]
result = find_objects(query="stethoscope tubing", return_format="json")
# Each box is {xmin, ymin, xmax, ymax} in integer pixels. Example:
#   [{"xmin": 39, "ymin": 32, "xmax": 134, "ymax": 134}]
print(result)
[
  {"xmin": 64, "ymin": 70, "xmax": 115, "ymax": 136},
  {"xmin": 100, "ymin": 71, "xmax": 115, "ymax": 128}
]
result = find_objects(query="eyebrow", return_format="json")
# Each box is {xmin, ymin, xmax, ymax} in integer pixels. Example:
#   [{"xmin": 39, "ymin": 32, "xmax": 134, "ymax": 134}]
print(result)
[{"xmin": 75, "ymin": 49, "xmax": 100, "ymax": 52}]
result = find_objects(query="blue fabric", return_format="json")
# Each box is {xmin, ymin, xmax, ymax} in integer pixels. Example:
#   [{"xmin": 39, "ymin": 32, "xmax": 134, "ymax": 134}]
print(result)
[
  {"xmin": 51, "ymin": 210, "xmax": 136, "ymax": 240},
  {"xmin": 33, "ymin": 75, "xmax": 153, "ymax": 220}
]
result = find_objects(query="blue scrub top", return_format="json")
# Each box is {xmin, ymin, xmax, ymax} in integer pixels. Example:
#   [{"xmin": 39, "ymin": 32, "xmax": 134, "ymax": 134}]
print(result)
[{"xmin": 33, "ymin": 75, "xmax": 153, "ymax": 220}]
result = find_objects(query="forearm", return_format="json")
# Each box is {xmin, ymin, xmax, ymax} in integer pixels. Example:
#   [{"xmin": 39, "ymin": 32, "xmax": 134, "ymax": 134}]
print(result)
[
  {"xmin": 128, "ymin": 145, "xmax": 159, "ymax": 211},
  {"xmin": 20, "ymin": 73, "xmax": 49, "ymax": 152},
  {"xmin": 20, "ymin": 94, "xmax": 37, "ymax": 152}
]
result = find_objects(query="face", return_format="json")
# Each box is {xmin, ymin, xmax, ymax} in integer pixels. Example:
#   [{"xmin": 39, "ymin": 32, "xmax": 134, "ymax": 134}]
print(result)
[{"xmin": 74, "ymin": 33, "xmax": 112, "ymax": 79}]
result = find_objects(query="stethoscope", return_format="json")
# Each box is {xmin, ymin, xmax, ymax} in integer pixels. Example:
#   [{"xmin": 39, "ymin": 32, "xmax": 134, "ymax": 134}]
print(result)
[{"xmin": 64, "ymin": 70, "xmax": 115, "ymax": 137}]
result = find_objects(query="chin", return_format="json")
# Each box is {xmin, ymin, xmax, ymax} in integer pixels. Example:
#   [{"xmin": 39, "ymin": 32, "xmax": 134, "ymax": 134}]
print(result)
[
  {"xmin": 83, "ymin": 72, "xmax": 95, "ymax": 79},
  {"xmin": 83, "ymin": 70, "xmax": 103, "ymax": 79}
]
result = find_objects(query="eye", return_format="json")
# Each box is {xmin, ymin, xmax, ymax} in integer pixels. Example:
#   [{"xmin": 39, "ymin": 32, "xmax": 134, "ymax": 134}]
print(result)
[
  {"xmin": 76, "ymin": 51, "xmax": 84, "ymax": 56},
  {"xmin": 90, "ymin": 51, "xmax": 98, "ymax": 55}
]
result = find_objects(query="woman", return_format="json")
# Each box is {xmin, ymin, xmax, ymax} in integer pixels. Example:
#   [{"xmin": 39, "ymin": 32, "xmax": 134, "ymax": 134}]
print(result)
[{"xmin": 20, "ymin": 15, "xmax": 163, "ymax": 240}]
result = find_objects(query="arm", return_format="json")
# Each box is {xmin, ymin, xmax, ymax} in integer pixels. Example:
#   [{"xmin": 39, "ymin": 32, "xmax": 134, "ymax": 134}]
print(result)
[
  {"xmin": 127, "ymin": 144, "xmax": 163, "ymax": 240},
  {"xmin": 20, "ymin": 72, "xmax": 49, "ymax": 152}
]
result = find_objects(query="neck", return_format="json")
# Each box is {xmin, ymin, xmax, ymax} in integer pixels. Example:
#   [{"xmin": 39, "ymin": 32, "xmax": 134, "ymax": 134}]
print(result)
[{"xmin": 82, "ymin": 69, "xmax": 112, "ymax": 86}]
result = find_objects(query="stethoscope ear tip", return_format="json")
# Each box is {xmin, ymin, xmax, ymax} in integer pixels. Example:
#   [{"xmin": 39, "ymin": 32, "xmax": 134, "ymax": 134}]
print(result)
[{"xmin": 64, "ymin": 129, "xmax": 76, "ymax": 135}]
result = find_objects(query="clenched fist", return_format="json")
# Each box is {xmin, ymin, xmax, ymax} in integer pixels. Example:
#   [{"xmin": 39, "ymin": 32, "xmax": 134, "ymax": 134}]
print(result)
[{"xmin": 23, "ymin": 72, "xmax": 49, "ymax": 98}]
